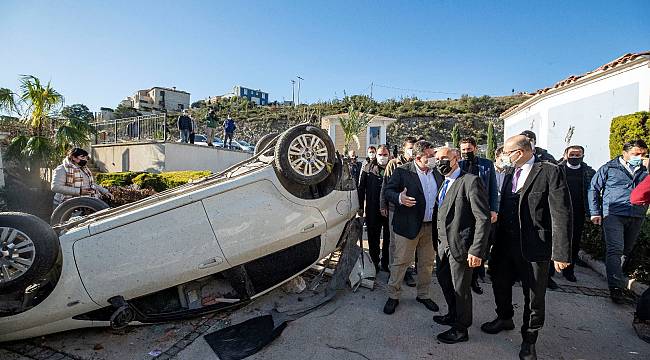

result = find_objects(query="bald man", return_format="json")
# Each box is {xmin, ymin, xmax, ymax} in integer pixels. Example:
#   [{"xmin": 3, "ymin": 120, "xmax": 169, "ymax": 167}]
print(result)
[
  {"xmin": 432, "ymin": 147, "xmax": 491, "ymax": 344},
  {"xmin": 481, "ymin": 135, "xmax": 572, "ymax": 360}
]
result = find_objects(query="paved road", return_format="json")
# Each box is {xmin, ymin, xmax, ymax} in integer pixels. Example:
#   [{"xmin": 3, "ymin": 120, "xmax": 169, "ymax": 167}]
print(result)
[{"xmin": 2, "ymin": 262, "xmax": 648, "ymax": 360}]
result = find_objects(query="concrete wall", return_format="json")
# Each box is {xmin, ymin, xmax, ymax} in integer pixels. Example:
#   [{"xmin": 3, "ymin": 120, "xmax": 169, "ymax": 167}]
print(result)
[
  {"xmin": 91, "ymin": 142, "xmax": 251, "ymax": 174},
  {"xmin": 503, "ymin": 60, "xmax": 650, "ymax": 167}
]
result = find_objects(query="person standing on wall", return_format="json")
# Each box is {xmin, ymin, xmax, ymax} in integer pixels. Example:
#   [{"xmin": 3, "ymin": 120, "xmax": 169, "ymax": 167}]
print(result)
[
  {"xmin": 204, "ymin": 108, "xmax": 218, "ymax": 147},
  {"xmin": 358, "ymin": 145, "xmax": 392, "ymax": 273},
  {"xmin": 481, "ymin": 135, "xmax": 572, "ymax": 360},
  {"xmin": 382, "ymin": 140, "xmax": 442, "ymax": 315},
  {"xmin": 432, "ymin": 147, "xmax": 491, "ymax": 344},
  {"xmin": 381, "ymin": 136, "xmax": 419, "ymax": 287},
  {"xmin": 588, "ymin": 139, "xmax": 649, "ymax": 304},
  {"xmin": 458, "ymin": 137, "xmax": 499, "ymax": 294},
  {"xmin": 223, "ymin": 116, "xmax": 237, "ymax": 149},
  {"xmin": 177, "ymin": 110, "xmax": 193, "ymax": 143},
  {"xmin": 557, "ymin": 145, "xmax": 596, "ymax": 282}
]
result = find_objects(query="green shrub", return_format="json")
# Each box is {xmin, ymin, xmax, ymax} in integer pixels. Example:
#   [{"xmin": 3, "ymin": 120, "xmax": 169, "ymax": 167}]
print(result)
[
  {"xmin": 609, "ymin": 111, "xmax": 650, "ymax": 158},
  {"xmin": 132, "ymin": 173, "xmax": 167, "ymax": 192},
  {"xmin": 159, "ymin": 170, "xmax": 211, "ymax": 189},
  {"xmin": 96, "ymin": 171, "xmax": 143, "ymax": 187},
  {"xmin": 105, "ymin": 186, "xmax": 157, "ymax": 207}
]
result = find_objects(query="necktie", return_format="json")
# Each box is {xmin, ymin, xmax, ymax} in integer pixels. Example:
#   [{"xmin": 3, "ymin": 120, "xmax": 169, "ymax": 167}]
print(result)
[
  {"xmin": 512, "ymin": 168, "xmax": 523, "ymax": 192},
  {"xmin": 438, "ymin": 179, "xmax": 450, "ymax": 205}
]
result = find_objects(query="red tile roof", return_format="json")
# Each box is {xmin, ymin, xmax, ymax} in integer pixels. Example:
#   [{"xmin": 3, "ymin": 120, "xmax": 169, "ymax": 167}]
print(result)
[{"xmin": 502, "ymin": 51, "xmax": 650, "ymax": 118}]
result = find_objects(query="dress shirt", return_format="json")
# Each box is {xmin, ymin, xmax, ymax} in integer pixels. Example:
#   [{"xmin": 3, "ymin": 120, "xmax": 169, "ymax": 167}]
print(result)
[
  {"xmin": 438, "ymin": 166, "xmax": 461, "ymax": 205},
  {"xmin": 415, "ymin": 164, "xmax": 438, "ymax": 222},
  {"xmin": 514, "ymin": 155, "xmax": 536, "ymax": 192}
]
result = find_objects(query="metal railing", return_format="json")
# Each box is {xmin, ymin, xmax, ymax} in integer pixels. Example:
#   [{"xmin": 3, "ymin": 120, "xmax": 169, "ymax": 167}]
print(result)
[{"xmin": 92, "ymin": 114, "xmax": 168, "ymax": 144}]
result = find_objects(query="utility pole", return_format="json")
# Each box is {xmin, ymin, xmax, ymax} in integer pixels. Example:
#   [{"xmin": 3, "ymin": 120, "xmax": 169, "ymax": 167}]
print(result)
[
  {"xmin": 370, "ymin": 81, "xmax": 373, "ymax": 99},
  {"xmin": 296, "ymin": 76, "xmax": 303, "ymax": 106},
  {"xmin": 291, "ymin": 80, "xmax": 296, "ymax": 107}
]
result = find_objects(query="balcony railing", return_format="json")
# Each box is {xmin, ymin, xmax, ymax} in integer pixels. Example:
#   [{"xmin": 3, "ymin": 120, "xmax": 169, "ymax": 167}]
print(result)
[{"xmin": 92, "ymin": 114, "xmax": 168, "ymax": 144}]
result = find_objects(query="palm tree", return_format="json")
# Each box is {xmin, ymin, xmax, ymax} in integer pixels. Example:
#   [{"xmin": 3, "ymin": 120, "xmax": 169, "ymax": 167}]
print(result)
[
  {"xmin": 338, "ymin": 105, "xmax": 374, "ymax": 153},
  {"xmin": 4, "ymin": 75, "xmax": 94, "ymax": 177}
]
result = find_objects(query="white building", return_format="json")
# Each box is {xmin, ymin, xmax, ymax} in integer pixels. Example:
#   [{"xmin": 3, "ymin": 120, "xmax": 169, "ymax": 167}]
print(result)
[
  {"xmin": 501, "ymin": 52, "xmax": 650, "ymax": 167},
  {"xmin": 321, "ymin": 113, "xmax": 397, "ymax": 158},
  {"xmin": 122, "ymin": 87, "xmax": 190, "ymax": 112}
]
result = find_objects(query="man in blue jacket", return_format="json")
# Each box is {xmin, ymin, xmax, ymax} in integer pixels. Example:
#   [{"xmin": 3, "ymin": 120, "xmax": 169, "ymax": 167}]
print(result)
[
  {"xmin": 589, "ymin": 139, "xmax": 649, "ymax": 304},
  {"xmin": 459, "ymin": 137, "xmax": 499, "ymax": 294}
]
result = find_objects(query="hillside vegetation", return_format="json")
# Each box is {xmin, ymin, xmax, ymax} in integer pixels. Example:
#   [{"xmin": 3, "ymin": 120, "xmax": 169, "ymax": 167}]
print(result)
[{"xmin": 185, "ymin": 94, "xmax": 529, "ymax": 148}]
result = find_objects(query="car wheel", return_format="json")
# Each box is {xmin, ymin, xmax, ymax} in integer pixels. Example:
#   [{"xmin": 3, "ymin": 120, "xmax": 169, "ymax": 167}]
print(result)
[
  {"xmin": 0, "ymin": 212, "xmax": 60, "ymax": 293},
  {"xmin": 254, "ymin": 132, "xmax": 279, "ymax": 155},
  {"xmin": 50, "ymin": 197, "xmax": 110, "ymax": 226},
  {"xmin": 274, "ymin": 124, "xmax": 335, "ymax": 185}
]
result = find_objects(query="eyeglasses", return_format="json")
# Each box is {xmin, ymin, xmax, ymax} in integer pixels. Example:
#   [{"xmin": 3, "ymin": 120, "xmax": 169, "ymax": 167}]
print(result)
[{"xmin": 501, "ymin": 148, "xmax": 522, "ymax": 156}]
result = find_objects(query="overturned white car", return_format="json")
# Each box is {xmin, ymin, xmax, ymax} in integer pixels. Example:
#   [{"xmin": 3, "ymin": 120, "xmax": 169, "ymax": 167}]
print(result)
[{"xmin": 0, "ymin": 124, "xmax": 358, "ymax": 342}]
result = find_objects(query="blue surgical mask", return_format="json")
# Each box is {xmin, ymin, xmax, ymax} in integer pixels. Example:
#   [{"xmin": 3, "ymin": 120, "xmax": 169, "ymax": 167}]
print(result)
[{"xmin": 629, "ymin": 156, "xmax": 643, "ymax": 167}]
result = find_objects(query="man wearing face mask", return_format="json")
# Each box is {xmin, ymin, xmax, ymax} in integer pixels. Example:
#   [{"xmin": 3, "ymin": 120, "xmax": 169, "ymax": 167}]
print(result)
[
  {"xmin": 362, "ymin": 145, "xmax": 377, "ymax": 169},
  {"xmin": 381, "ymin": 136, "xmax": 419, "ymax": 286},
  {"xmin": 558, "ymin": 145, "xmax": 596, "ymax": 282},
  {"xmin": 358, "ymin": 145, "xmax": 391, "ymax": 272},
  {"xmin": 382, "ymin": 140, "xmax": 443, "ymax": 314},
  {"xmin": 459, "ymin": 137, "xmax": 499, "ymax": 294},
  {"xmin": 52, "ymin": 148, "xmax": 112, "ymax": 208},
  {"xmin": 481, "ymin": 135, "xmax": 572, "ymax": 360},
  {"xmin": 588, "ymin": 139, "xmax": 649, "ymax": 304},
  {"xmin": 347, "ymin": 149, "xmax": 362, "ymax": 185},
  {"xmin": 432, "ymin": 147, "xmax": 491, "ymax": 344},
  {"xmin": 520, "ymin": 130, "xmax": 558, "ymax": 164}
]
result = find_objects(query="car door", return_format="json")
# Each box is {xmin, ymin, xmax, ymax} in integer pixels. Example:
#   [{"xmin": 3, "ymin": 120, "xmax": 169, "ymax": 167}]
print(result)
[
  {"xmin": 201, "ymin": 178, "xmax": 326, "ymax": 267},
  {"xmin": 74, "ymin": 201, "xmax": 229, "ymax": 304}
]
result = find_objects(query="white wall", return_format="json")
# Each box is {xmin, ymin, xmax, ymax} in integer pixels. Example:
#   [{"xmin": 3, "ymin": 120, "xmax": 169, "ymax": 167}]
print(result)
[
  {"xmin": 504, "ymin": 61, "xmax": 650, "ymax": 168},
  {"xmin": 91, "ymin": 142, "xmax": 251, "ymax": 174}
]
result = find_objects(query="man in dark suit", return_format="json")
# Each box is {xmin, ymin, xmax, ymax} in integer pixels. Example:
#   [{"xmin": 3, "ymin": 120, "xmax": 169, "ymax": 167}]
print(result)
[
  {"xmin": 481, "ymin": 135, "xmax": 572, "ymax": 360},
  {"xmin": 432, "ymin": 147, "xmax": 491, "ymax": 344},
  {"xmin": 383, "ymin": 140, "xmax": 443, "ymax": 314}
]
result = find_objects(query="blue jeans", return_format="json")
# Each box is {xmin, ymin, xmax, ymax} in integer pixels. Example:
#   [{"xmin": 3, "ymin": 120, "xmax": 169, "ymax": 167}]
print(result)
[
  {"xmin": 602, "ymin": 215, "xmax": 645, "ymax": 288},
  {"xmin": 179, "ymin": 129, "xmax": 190, "ymax": 143}
]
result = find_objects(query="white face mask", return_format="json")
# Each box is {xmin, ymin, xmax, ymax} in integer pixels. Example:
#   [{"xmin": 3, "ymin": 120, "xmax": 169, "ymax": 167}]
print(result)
[
  {"xmin": 499, "ymin": 154, "xmax": 514, "ymax": 168},
  {"xmin": 405, "ymin": 148, "xmax": 414, "ymax": 158},
  {"xmin": 368, "ymin": 152, "xmax": 376, "ymax": 159},
  {"xmin": 427, "ymin": 157, "xmax": 436, "ymax": 169},
  {"xmin": 377, "ymin": 155, "xmax": 389, "ymax": 166}
]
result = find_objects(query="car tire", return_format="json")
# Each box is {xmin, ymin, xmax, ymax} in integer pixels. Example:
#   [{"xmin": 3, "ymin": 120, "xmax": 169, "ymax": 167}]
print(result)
[
  {"xmin": 254, "ymin": 132, "xmax": 279, "ymax": 155},
  {"xmin": 274, "ymin": 124, "xmax": 335, "ymax": 185},
  {"xmin": 50, "ymin": 197, "xmax": 110, "ymax": 226},
  {"xmin": 0, "ymin": 212, "xmax": 60, "ymax": 293}
]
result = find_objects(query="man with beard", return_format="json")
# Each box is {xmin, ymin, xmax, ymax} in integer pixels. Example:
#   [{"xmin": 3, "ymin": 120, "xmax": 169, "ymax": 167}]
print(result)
[
  {"xmin": 481, "ymin": 135, "xmax": 571, "ymax": 360},
  {"xmin": 358, "ymin": 145, "xmax": 392, "ymax": 272}
]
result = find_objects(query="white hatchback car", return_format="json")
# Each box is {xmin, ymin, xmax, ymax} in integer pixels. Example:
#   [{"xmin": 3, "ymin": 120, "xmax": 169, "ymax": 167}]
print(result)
[{"xmin": 0, "ymin": 124, "xmax": 358, "ymax": 342}]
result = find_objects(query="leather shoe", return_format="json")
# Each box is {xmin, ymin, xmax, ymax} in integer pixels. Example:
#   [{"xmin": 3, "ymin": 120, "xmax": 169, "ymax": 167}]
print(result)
[
  {"xmin": 547, "ymin": 278, "xmax": 559, "ymax": 290},
  {"xmin": 519, "ymin": 342, "xmax": 537, "ymax": 360},
  {"xmin": 480, "ymin": 317, "xmax": 515, "ymax": 334},
  {"xmin": 433, "ymin": 313, "xmax": 455, "ymax": 326},
  {"xmin": 610, "ymin": 287, "xmax": 625, "ymax": 304},
  {"xmin": 404, "ymin": 271, "xmax": 416, "ymax": 287},
  {"xmin": 437, "ymin": 327, "xmax": 468, "ymax": 344},
  {"xmin": 383, "ymin": 298, "xmax": 399, "ymax": 314},
  {"xmin": 416, "ymin": 297, "xmax": 439, "ymax": 312}
]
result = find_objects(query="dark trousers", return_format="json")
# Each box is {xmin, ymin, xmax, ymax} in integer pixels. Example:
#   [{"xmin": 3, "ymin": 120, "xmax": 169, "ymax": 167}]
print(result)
[
  {"xmin": 224, "ymin": 131, "xmax": 234, "ymax": 148},
  {"xmin": 436, "ymin": 247, "xmax": 473, "ymax": 330},
  {"xmin": 490, "ymin": 241, "xmax": 550, "ymax": 344},
  {"xmin": 602, "ymin": 215, "xmax": 645, "ymax": 288},
  {"xmin": 367, "ymin": 214, "xmax": 390, "ymax": 269},
  {"xmin": 563, "ymin": 215, "xmax": 585, "ymax": 276}
]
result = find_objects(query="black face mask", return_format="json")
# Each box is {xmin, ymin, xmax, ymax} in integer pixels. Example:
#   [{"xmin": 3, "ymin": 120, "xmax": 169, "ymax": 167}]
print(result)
[
  {"xmin": 436, "ymin": 159, "xmax": 452, "ymax": 175},
  {"xmin": 77, "ymin": 160, "xmax": 88, "ymax": 167},
  {"xmin": 461, "ymin": 151, "xmax": 475, "ymax": 161},
  {"xmin": 567, "ymin": 157, "xmax": 583, "ymax": 166}
]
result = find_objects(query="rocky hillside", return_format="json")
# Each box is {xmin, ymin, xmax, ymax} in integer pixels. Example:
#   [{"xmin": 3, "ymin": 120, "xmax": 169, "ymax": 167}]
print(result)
[{"xmin": 184, "ymin": 94, "xmax": 529, "ymax": 148}]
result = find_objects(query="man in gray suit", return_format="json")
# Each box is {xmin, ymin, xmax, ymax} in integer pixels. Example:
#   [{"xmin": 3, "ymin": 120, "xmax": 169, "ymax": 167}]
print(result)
[{"xmin": 433, "ymin": 147, "xmax": 491, "ymax": 343}]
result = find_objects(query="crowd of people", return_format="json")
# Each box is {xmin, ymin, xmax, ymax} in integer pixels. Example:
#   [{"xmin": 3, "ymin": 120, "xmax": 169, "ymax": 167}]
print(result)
[{"xmin": 352, "ymin": 131, "xmax": 650, "ymax": 359}]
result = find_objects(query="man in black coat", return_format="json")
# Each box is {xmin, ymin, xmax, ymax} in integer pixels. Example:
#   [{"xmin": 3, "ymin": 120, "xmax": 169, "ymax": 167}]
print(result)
[
  {"xmin": 383, "ymin": 140, "xmax": 443, "ymax": 315},
  {"xmin": 358, "ymin": 145, "xmax": 392, "ymax": 272},
  {"xmin": 432, "ymin": 147, "xmax": 491, "ymax": 344},
  {"xmin": 481, "ymin": 135, "xmax": 572, "ymax": 360}
]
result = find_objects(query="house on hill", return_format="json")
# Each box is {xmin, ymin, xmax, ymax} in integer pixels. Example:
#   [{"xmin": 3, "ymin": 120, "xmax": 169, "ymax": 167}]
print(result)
[
  {"xmin": 501, "ymin": 52, "xmax": 650, "ymax": 167},
  {"xmin": 321, "ymin": 113, "xmax": 397, "ymax": 158}
]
